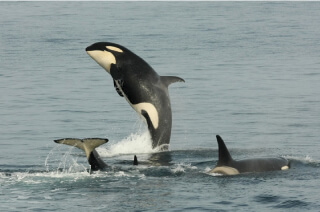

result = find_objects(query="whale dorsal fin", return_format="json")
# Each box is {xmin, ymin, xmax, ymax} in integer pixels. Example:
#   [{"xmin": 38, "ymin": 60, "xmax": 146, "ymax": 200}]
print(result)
[
  {"xmin": 216, "ymin": 135, "xmax": 233, "ymax": 166},
  {"xmin": 160, "ymin": 76, "xmax": 185, "ymax": 87},
  {"xmin": 133, "ymin": 155, "xmax": 138, "ymax": 165}
]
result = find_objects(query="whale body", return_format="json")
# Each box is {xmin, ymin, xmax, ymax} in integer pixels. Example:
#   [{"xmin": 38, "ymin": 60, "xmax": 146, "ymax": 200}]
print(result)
[
  {"xmin": 210, "ymin": 135, "xmax": 290, "ymax": 175},
  {"xmin": 86, "ymin": 42, "xmax": 184, "ymax": 150}
]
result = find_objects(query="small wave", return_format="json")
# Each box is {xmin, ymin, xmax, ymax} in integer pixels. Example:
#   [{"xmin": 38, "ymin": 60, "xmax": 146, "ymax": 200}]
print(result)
[
  {"xmin": 284, "ymin": 155, "xmax": 320, "ymax": 168},
  {"xmin": 204, "ymin": 166, "xmax": 212, "ymax": 173},
  {"xmin": 171, "ymin": 163, "xmax": 197, "ymax": 174},
  {"xmin": 0, "ymin": 170, "xmax": 91, "ymax": 185},
  {"xmin": 275, "ymin": 200, "xmax": 309, "ymax": 209},
  {"xmin": 0, "ymin": 168, "xmax": 147, "ymax": 185},
  {"xmin": 284, "ymin": 155, "xmax": 317, "ymax": 163},
  {"xmin": 207, "ymin": 172, "xmax": 223, "ymax": 177},
  {"xmin": 254, "ymin": 194, "xmax": 281, "ymax": 204}
]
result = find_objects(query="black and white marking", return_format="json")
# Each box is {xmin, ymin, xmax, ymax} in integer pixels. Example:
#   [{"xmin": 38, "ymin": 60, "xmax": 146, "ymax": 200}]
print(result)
[
  {"xmin": 86, "ymin": 42, "xmax": 184, "ymax": 150},
  {"xmin": 210, "ymin": 135, "xmax": 290, "ymax": 175}
]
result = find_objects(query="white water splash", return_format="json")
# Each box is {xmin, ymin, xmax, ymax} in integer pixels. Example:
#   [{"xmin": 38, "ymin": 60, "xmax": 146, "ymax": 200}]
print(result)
[
  {"xmin": 40, "ymin": 128, "xmax": 160, "ymax": 179},
  {"xmin": 44, "ymin": 142, "xmax": 88, "ymax": 174},
  {"xmin": 204, "ymin": 166, "xmax": 212, "ymax": 173},
  {"xmin": 204, "ymin": 166, "xmax": 223, "ymax": 176},
  {"xmin": 284, "ymin": 155, "xmax": 319, "ymax": 164},
  {"xmin": 171, "ymin": 163, "xmax": 197, "ymax": 174},
  {"xmin": 98, "ymin": 130, "xmax": 159, "ymax": 157}
]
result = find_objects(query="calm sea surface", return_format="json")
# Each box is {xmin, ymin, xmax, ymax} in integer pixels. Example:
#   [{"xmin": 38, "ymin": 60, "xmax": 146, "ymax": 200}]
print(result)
[{"xmin": 1, "ymin": 2, "xmax": 320, "ymax": 211}]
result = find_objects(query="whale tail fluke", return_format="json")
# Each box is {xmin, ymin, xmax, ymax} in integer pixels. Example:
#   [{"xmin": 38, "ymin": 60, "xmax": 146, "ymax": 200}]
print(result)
[
  {"xmin": 54, "ymin": 138, "xmax": 108, "ymax": 160},
  {"xmin": 54, "ymin": 138, "xmax": 108, "ymax": 171},
  {"xmin": 161, "ymin": 76, "xmax": 185, "ymax": 87},
  {"xmin": 216, "ymin": 135, "xmax": 233, "ymax": 166}
]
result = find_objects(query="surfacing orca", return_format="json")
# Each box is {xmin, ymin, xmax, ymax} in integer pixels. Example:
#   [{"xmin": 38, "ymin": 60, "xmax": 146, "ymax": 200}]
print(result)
[
  {"xmin": 86, "ymin": 42, "xmax": 184, "ymax": 150},
  {"xmin": 54, "ymin": 138, "xmax": 108, "ymax": 172},
  {"xmin": 209, "ymin": 135, "xmax": 290, "ymax": 175}
]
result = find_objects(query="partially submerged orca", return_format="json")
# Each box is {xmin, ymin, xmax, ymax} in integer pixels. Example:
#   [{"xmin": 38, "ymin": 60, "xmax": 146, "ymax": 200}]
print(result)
[
  {"xmin": 209, "ymin": 135, "xmax": 290, "ymax": 175},
  {"xmin": 54, "ymin": 138, "xmax": 140, "ymax": 171},
  {"xmin": 54, "ymin": 138, "xmax": 108, "ymax": 171}
]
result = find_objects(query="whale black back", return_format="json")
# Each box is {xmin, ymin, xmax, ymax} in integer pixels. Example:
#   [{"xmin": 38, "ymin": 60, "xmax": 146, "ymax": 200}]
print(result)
[{"xmin": 213, "ymin": 135, "xmax": 290, "ymax": 175}]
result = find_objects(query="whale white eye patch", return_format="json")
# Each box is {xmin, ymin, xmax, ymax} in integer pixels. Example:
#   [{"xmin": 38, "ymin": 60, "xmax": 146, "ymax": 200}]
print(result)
[{"xmin": 106, "ymin": 46, "xmax": 123, "ymax": 53}]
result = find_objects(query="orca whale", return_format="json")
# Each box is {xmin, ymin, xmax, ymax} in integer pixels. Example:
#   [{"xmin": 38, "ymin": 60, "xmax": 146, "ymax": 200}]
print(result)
[
  {"xmin": 86, "ymin": 42, "xmax": 184, "ymax": 150},
  {"xmin": 209, "ymin": 135, "xmax": 290, "ymax": 175},
  {"xmin": 54, "ymin": 138, "xmax": 108, "ymax": 171}
]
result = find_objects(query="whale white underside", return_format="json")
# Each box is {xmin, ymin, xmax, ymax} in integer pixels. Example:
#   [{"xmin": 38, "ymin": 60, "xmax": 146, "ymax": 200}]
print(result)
[
  {"xmin": 210, "ymin": 165, "xmax": 290, "ymax": 175},
  {"xmin": 114, "ymin": 80, "xmax": 159, "ymax": 130}
]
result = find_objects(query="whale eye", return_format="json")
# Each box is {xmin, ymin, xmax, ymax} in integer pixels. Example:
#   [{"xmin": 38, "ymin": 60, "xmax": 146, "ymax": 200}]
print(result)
[{"xmin": 106, "ymin": 46, "xmax": 123, "ymax": 53}]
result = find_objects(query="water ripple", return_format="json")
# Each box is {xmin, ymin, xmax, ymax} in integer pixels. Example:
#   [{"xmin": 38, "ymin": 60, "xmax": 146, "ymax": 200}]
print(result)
[{"xmin": 275, "ymin": 200, "xmax": 309, "ymax": 209}]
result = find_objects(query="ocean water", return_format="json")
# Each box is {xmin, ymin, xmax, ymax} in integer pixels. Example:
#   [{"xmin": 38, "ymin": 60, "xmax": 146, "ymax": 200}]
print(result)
[{"xmin": 1, "ymin": 2, "xmax": 320, "ymax": 211}]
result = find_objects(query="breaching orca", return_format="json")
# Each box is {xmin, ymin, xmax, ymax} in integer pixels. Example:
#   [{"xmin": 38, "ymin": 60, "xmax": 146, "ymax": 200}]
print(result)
[
  {"xmin": 86, "ymin": 42, "xmax": 184, "ymax": 150},
  {"xmin": 209, "ymin": 135, "xmax": 290, "ymax": 175}
]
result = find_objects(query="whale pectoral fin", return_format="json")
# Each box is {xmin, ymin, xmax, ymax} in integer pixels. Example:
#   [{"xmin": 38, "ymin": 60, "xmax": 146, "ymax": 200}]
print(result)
[
  {"xmin": 110, "ymin": 64, "xmax": 125, "ymax": 97},
  {"xmin": 141, "ymin": 110, "xmax": 153, "ymax": 130},
  {"xmin": 113, "ymin": 80, "xmax": 124, "ymax": 97},
  {"xmin": 110, "ymin": 64, "xmax": 123, "ymax": 80},
  {"xmin": 161, "ymin": 76, "xmax": 185, "ymax": 87}
]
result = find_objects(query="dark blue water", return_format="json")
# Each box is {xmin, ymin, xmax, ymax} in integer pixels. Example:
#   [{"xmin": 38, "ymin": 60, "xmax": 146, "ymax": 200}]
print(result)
[{"xmin": 1, "ymin": 2, "xmax": 320, "ymax": 211}]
